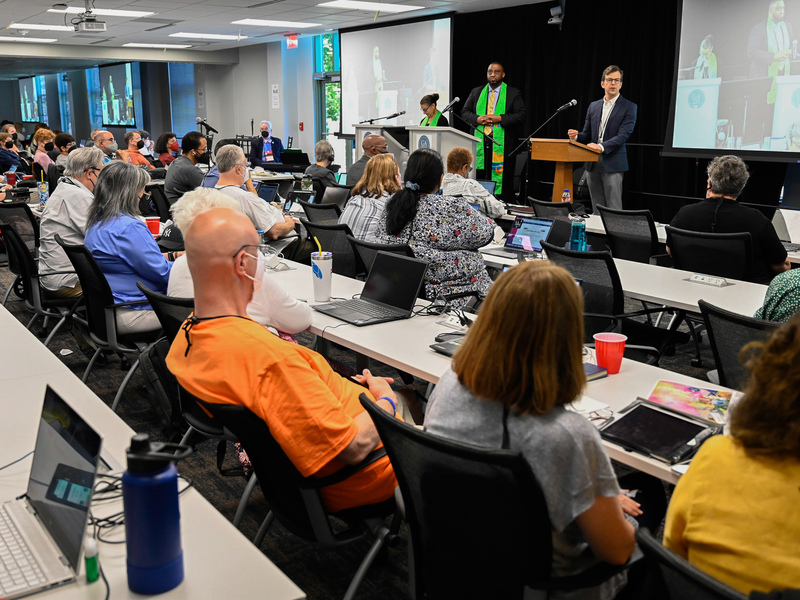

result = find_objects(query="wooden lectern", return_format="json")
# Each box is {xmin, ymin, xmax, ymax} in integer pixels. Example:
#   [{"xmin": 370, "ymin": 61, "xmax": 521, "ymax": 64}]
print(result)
[{"xmin": 529, "ymin": 139, "xmax": 600, "ymax": 203}]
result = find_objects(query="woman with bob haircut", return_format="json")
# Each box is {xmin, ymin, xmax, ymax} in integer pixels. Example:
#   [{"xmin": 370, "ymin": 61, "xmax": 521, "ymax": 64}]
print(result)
[
  {"xmin": 664, "ymin": 312, "xmax": 800, "ymax": 594},
  {"xmin": 376, "ymin": 147, "xmax": 494, "ymax": 305},
  {"xmin": 425, "ymin": 261, "xmax": 665, "ymax": 599},
  {"xmin": 84, "ymin": 161, "xmax": 174, "ymax": 334},
  {"xmin": 339, "ymin": 153, "xmax": 401, "ymax": 242}
]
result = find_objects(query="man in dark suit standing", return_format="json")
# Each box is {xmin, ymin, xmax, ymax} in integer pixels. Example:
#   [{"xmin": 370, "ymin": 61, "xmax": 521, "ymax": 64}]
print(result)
[
  {"xmin": 462, "ymin": 62, "xmax": 527, "ymax": 200},
  {"xmin": 568, "ymin": 65, "xmax": 637, "ymax": 211},
  {"xmin": 249, "ymin": 120, "xmax": 284, "ymax": 167}
]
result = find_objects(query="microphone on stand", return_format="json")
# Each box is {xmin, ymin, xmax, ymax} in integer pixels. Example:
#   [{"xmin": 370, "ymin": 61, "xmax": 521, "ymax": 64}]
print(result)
[
  {"xmin": 385, "ymin": 110, "xmax": 406, "ymax": 120},
  {"xmin": 441, "ymin": 96, "xmax": 460, "ymax": 112},
  {"xmin": 196, "ymin": 117, "xmax": 219, "ymax": 134},
  {"xmin": 556, "ymin": 99, "xmax": 578, "ymax": 112}
]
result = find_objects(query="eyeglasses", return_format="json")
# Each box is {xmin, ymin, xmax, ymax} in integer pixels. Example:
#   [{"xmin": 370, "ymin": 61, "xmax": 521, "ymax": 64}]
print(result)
[
  {"xmin": 232, "ymin": 243, "xmax": 269, "ymax": 259},
  {"xmin": 604, "ymin": 78, "xmax": 622, "ymax": 84}
]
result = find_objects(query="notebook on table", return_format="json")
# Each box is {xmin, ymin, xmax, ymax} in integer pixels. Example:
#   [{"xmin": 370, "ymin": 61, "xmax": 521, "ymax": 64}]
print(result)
[
  {"xmin": 0, "ymin": 386, "xmax": 103, "ymax": 599},
  {"xmin": 483, "ymin": 217, "xmax": 555, "ymax": 259},
  {"xmin": 313, "ymin": 251, "xmax": 429, "ymax": 326}
]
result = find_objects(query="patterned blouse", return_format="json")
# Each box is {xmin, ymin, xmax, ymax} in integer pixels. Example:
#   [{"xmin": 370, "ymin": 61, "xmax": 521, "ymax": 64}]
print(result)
[
  {"xmin": 376, "ymin": 193, "xmax": 495, "ymax": 304},
  {"xmin": 754, "ymin": 268, "xmax": 800, "ymax": 322}
]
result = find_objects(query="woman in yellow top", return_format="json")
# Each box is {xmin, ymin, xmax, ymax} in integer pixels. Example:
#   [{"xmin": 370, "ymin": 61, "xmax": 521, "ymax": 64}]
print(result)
[
  {"xmin": 419, "ymin": 93, "xmax": 449, "ymax": 127},
  {"xmin": 664, "ymin": 312, "xmax": 800, "ymax": 594}
]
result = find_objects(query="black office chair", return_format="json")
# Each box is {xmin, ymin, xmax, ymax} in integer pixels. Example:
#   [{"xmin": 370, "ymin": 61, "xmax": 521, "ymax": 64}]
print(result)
[
  {"xmin": 345, "ymin": 234, "xmax": 416, "ymax": 280},
  {"xmin": 56, "ymin": 235, "xmax": 161, "ymax": 412},
  {"xmin": 359, "ymin": 395, "xmax": 628, "ymax": 600},
  {"xmin": 297, "ymin": 199, "xmax": 341, "ymax": 223},
  {"xmin": 597, "ymin": 204, "xmax": 663, "ymax": 263},
  {"xmin": 46, "ymin": 163, "xmax": 65, "ymax": 194},
  {"xmin": 300, "ymin": 219, "xmax": 357, "ymax": 277},
  {"xmin": 541, "ymin": 241, "xmax": 685, "ymax": 365},
  {"xmin": 0, "ymin": 202, "xmax": 41, "ymax": 305},
  {"xmin": 145, "ymin": 183, "xmax": 171, "ymax": 222},
  {"xmin": 194, "ymin": 396, "xmax": 400, "ymax": 600},
  {"xmin": 635, "ymin": 529, "xmax": 748, "ymax": 600},
  {"xmin": 530, "ymin": 198, "xmax": 574, "ymax": 218},
  {"xmin": 321, "ymin": 186, "xmax": 350, "ymax": 211},
  {"xmin": 698, "ymin": 300, "xmax": 779, "ymax": 391},
  {"xmin": 0, "ymin": 223, "xmax": 85, "ymax": 347},
  {"xmin": 665, "ymin": 226, "xmax": 753, "ymax": 281}
]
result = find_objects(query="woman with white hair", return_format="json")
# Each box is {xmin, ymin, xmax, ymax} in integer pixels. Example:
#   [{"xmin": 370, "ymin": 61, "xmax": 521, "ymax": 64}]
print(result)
[
  {"xmin": 304, "ymin": 139, "xmax": 337, "ymax": 188},
  {"xmin": 167, "ymin": 187, "xmax": 312, "ymax": 335}
]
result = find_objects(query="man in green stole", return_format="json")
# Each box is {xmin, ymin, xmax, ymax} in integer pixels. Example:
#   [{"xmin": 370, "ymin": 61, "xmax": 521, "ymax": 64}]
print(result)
[{"xmin": 462, "ymin": 62, "xmax": 527, "ymax": 200}]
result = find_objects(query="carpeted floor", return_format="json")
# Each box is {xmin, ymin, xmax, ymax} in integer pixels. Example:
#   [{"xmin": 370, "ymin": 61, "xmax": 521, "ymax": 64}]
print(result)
[{"xmin": 0, "ymin": 263, "xmax": 716, "ymax": 600}]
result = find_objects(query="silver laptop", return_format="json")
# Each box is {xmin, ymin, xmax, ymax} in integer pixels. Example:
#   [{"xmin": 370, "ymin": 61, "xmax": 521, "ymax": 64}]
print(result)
[
  {"xmin": 770, "ymin": 209, "xmax": 800, "ymax": 252},
  {"xmin": 313, "ymin": 251, "xmax": 429, "ymax": 326},
  {"xmin": 0, "ymin": 386, "xmax": 102, "ymax": 599},
  {"xmin": 483, "ymin": 217, "xmax": 555, "ymax": 259}
]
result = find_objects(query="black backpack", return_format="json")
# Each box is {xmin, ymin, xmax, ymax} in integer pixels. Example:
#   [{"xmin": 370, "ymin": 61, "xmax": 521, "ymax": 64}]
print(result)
[{"xmin": 139, "ymin": 337, "xmax": 184, "ymax": 435}]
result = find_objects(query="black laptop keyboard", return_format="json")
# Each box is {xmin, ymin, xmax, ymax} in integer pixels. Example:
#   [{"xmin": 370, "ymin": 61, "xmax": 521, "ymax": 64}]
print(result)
[
  {"xmin": 782, "ymin": 241, "xmax": 800, "ymax": 253},
  {"xmin": 338, "ymin": 299, "xmax": 401, "ymax": 318}
]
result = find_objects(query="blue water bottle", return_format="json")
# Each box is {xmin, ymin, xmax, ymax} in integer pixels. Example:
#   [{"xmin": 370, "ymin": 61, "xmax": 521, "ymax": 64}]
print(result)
[
  {"xmin": 122, "ymin": 434, "xmax": 192, "ymax": 595},
  {"xmin": 569, "ymin": 220, "xmax": 587, "ymax": 251}
]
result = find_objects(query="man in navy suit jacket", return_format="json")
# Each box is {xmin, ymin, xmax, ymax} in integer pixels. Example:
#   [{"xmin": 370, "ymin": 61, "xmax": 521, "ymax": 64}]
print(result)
[
  {"xmin": 249, "ymin": 120, "xmax": 284, "ymax": 167},
  {"xmin": 568, "ymin": 65, "xmax": 637, "ymax": 210}
]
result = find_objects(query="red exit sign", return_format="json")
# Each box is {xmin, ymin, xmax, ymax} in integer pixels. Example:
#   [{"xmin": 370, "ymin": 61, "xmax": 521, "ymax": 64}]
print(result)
[{"xmin": 286, "ymin": 35, "xmax": 298, "ymax": 49}]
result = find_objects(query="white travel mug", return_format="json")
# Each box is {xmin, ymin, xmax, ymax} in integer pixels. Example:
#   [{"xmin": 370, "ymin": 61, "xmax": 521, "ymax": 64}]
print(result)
[{"xmin": 311, "ymin": 251, "xmax": 333, "ymax": 302}]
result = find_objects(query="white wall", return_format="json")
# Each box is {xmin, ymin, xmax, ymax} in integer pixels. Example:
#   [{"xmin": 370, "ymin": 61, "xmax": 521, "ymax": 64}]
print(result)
[{"xmin": 280, "ymin": 37, "xmax": 316, "ymax": 153}]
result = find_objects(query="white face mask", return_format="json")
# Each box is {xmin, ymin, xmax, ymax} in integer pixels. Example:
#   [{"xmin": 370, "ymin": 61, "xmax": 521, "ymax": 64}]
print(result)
[{"xmin": 244, "ymin": 249, "xmax": 266, "ymax": 292}]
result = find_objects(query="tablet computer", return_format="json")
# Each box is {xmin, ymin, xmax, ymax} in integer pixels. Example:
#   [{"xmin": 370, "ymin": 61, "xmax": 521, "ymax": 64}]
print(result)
[{"xmin": 599, "ymin": 400, "xmax": 720, "ymax": 464}]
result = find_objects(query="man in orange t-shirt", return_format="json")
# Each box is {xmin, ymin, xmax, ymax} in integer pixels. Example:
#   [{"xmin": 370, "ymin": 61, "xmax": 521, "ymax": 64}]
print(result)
[
  {"xmin": 166, "ymin": 207, "xmax": 400, "ymax": 512},
  {"xmin": 117, "ymin": 130, "xmax": 154, "ymax": 169}
]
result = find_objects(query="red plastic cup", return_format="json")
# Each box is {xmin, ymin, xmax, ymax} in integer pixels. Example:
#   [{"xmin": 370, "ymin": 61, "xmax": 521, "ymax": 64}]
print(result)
[
  {"xmin": 593, "ymin": 332, "xmax": 627, "ymax": 375},
  {"xmin": 5, "ymin": 172, "xmax": 16, "ymax": 186},
  {"xmin": 145, "ymin": 217, "xmax": 160, "ymax": 236}
]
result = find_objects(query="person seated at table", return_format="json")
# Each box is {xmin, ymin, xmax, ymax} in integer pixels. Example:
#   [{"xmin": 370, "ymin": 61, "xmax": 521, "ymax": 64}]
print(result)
[
  {"xmin": 167, "ymin": 188, "xmax": 311, "ymax": 335},
  {"xmin": 425, "ymin": 261, "xmax": 667, "ymax": 599},
  {"xmin": 117, "ymin": 131, "xmax": 154, "ymax": 169},
  {"xmin": 419, "ymin": 93, "xmax": 449, "ymax": 127},
  {"xmin": 339, "ymin": 153, "xmax": 401, "ymax": 243},
  {"xmin": 165, "ymin": 131, "xmax": 207, "ymax": 204},
  {"xmin": 347, "ymin": 134, "xmax": 388, "ymax": 188},
  {"xmin": 166, "ymin": 206, "xmax": 405, "ymax": 513},
  {"xmin": 53, "ymin": 132, "xmax": 76, "ymax": 167},
  {"xmin": 84, "ymin": 162, "xmax": 177, "ymax": 334},
  {"xmin": 442, "ymin": 146, "xmax": 505, "ymax": 218},
  {"xmin": 664, "ymin": 313, "xmax": 800, "ymax": 594},
  {"xmin": 0, "ymin": 132, "xmax": 22, "ymax": 174},
  {"xmin": 249, "ymin": 120, "xmax": 283, "ymax": 167},
  {"xmin": 33, "ymin": 128, "xmax": 56, "ymax": 172},
  {"xmin": 304, "ymin": 140, "xmax": 337, "ymax": 189},
  {"xmin": 1, "ymin": 123, "xmax": 22, "ymax": 151},
  {"xmin": 666, "ymin": 155, "xmax": 789, "ymax": 284},
  {"xmin": 376, "ymin": 147, "xmax": 495, "ymax": 306},
  {"xmin": 154, "ymin": 131, "xmax": 178, "ymax": 166},
  {"xmin": 39, "ymin": 147, "xmax": 105, "ymax": 298},
  {"xmin": 754, "ymin": 268, "xmax": 800, "ymax": 322}
]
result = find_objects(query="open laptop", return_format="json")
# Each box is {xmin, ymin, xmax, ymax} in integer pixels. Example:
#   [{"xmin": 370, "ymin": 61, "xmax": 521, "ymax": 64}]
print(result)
[
  {"xmin": 256, "ymin": 182, "xmax": 279, "ymax": 204},
  {"xmin": 476, "ymin": 179, "xmax": 497, "ymax": 195},
  {"xmin": 769, "ymin": 209, "xmax": 800, "ymax": 252},
  {"xmin": 0, "ymin": 386, "xmax": 103, "ymax": 599},
  {"xmin": 313, "ymin": 251, "xmax": 429, "ymax": 326},
  {"xmin": 483, "ymin": 217, "xmax": 555, "ymax": 259},
  {"xmin": 288, "ymin": 190, "xmax": 315, "ymax": 204}
]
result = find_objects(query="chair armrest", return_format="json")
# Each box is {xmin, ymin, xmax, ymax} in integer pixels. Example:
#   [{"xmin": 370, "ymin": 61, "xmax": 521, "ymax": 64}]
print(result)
[
  {"xmin": 531, "ymin": 548, "xmax": 643, "ymax": 590},
  {"xmin": 649, "ymin": 253, "xmax": 672, "ymax": 267},
  {"xmin": 39, "ymin": 269, "xmax": 77, "ymax": 277},
  {"xmin": 110, "ymin": 299, "xmax": 151, "ymax": 309},
  {"xmin": 301, "ymin": 447, "xmax": 388, "ymax": 490}
]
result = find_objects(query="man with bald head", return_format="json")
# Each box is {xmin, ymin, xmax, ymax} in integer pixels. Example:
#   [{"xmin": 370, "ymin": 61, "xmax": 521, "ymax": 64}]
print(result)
[
  {"xmin": 166, "ymin": 208, "xmax": 401, "ymax": 513},
  {"xmin": 347, "ymin": 134, "xmax": 389, "ymax": 186}
]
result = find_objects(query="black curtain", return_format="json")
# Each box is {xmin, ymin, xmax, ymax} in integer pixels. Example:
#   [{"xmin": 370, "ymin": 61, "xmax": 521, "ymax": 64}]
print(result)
[{"xmin": 451, "ymin": 0, "xmax": 786, "ymax": 222}]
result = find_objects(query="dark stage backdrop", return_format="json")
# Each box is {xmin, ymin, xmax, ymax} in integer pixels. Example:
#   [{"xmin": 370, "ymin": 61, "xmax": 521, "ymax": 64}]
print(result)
[{"xmin": 451, "ymin": 0, "xmax": 787, "ymax": 222}]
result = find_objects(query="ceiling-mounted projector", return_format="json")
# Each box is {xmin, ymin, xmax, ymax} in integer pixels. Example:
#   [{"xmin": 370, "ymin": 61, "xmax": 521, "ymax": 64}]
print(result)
[{"xmin": 75, "ymin": 14, "xmax": 107, "ymax": 32}]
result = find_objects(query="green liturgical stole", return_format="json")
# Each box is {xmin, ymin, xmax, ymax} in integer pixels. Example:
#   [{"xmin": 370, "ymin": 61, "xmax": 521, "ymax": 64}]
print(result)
[
  {"xmin": 420, "ymin": 111, "xmax": 443, "ymax": 127},
  {"xmin": 473, "ymin": 83, "xmax": 506, "ymax": 194}
]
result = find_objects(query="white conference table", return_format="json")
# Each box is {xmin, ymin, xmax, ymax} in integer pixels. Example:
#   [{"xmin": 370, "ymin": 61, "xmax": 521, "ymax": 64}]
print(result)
[
  {"xmin": 268, "ymin": 264, "xmax": 738, "ymax": 484},
  {"xmin": 0, "ymin": 306, "xmax": 306, "ymax": 600}
]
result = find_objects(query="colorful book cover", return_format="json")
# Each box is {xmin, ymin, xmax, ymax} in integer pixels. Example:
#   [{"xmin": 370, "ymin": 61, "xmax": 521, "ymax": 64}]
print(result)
[{"xmin": 647, "ymin": 380, "xmax": 732, "ymax": 424}]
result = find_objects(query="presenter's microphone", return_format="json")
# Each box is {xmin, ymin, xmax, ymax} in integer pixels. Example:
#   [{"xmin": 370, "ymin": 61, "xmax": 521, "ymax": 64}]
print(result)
[
  {"xmin": 556, "ymin": 99, "xmax": 578, "ymax": 112},
  {"xmin": 387, "ymin": 110, "xmax": 406, "ymax": 119},
  {"xmin": 196, "ymin": 117, "xmax": 220, "ymax": 134},
  {"xmin": 441, "ymin": 96, "xmax": 460, "ymax": 112}
]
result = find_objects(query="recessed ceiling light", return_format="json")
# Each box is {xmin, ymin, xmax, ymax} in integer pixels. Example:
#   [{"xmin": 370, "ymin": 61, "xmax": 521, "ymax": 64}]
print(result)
[
  {"xmin": 317, "ymin": 1, "xmax": 424, "ymax": 13},
  {"xmin": 48, "ymin": 7, "xmax": 155, "ymax": 17},
  {"xmin": 123, "ymin": 43, "xmax": 192, "ymax": 49},
  {"xmin": 9, "ymin": 23, "xmax": 73, "ymax": 32},
  {"xmin": 0, "ymin": 36, "xmax": 57, "ymax": 43},
  {"xmin": 169, "ymin": 32, "xmax": 248, "ymax": 40},
  {"xmin": 231, "ymin": 19, "xmax": 320, "ymax": 29}
]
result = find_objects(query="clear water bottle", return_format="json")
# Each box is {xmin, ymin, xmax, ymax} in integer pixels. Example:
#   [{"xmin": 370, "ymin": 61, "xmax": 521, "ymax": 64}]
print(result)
[
  {"xmin": 569, "ymin": 219, "xmax": 587, "ymax": 251},
  {"xmin": 122, "ymin": 434, "xmax": 192, "ymax": 595},
  {"xmin": 301, "ymin": 174, "xmax": 313, "ymax": 191},
  {"xmin": 561, "ymin": 188, "xmax": 571, "ymax": 203}
]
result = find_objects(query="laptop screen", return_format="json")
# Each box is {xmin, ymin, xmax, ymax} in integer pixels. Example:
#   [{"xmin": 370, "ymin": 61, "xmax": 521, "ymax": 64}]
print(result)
[
  {"xmin": 257, "ymin": 183, "xmax": 278, "ymax": 203},
  {"xmin": 506, "ymin": 217, "xmax": 554, "ymax": 252},
  {"xmin": 362, "ymin": 251, "xmax": 428, "ymax": 312},
  {"xmin": 476, "ymin": 179, "xmax": 497, "ymax": 195},
  {"xmin": 27, "ymin": 386, "xmax": 102, "ymax": 571},
  {"xmin": 288, "ymin": 190, "xmax": 315, "ymax": 204}
]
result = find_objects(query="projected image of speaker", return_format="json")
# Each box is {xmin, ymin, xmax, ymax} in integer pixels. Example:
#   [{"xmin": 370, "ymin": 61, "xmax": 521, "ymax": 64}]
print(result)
[{"xmin": 99, "ymin": 63, "xmax": 136, "ymax": 127}]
